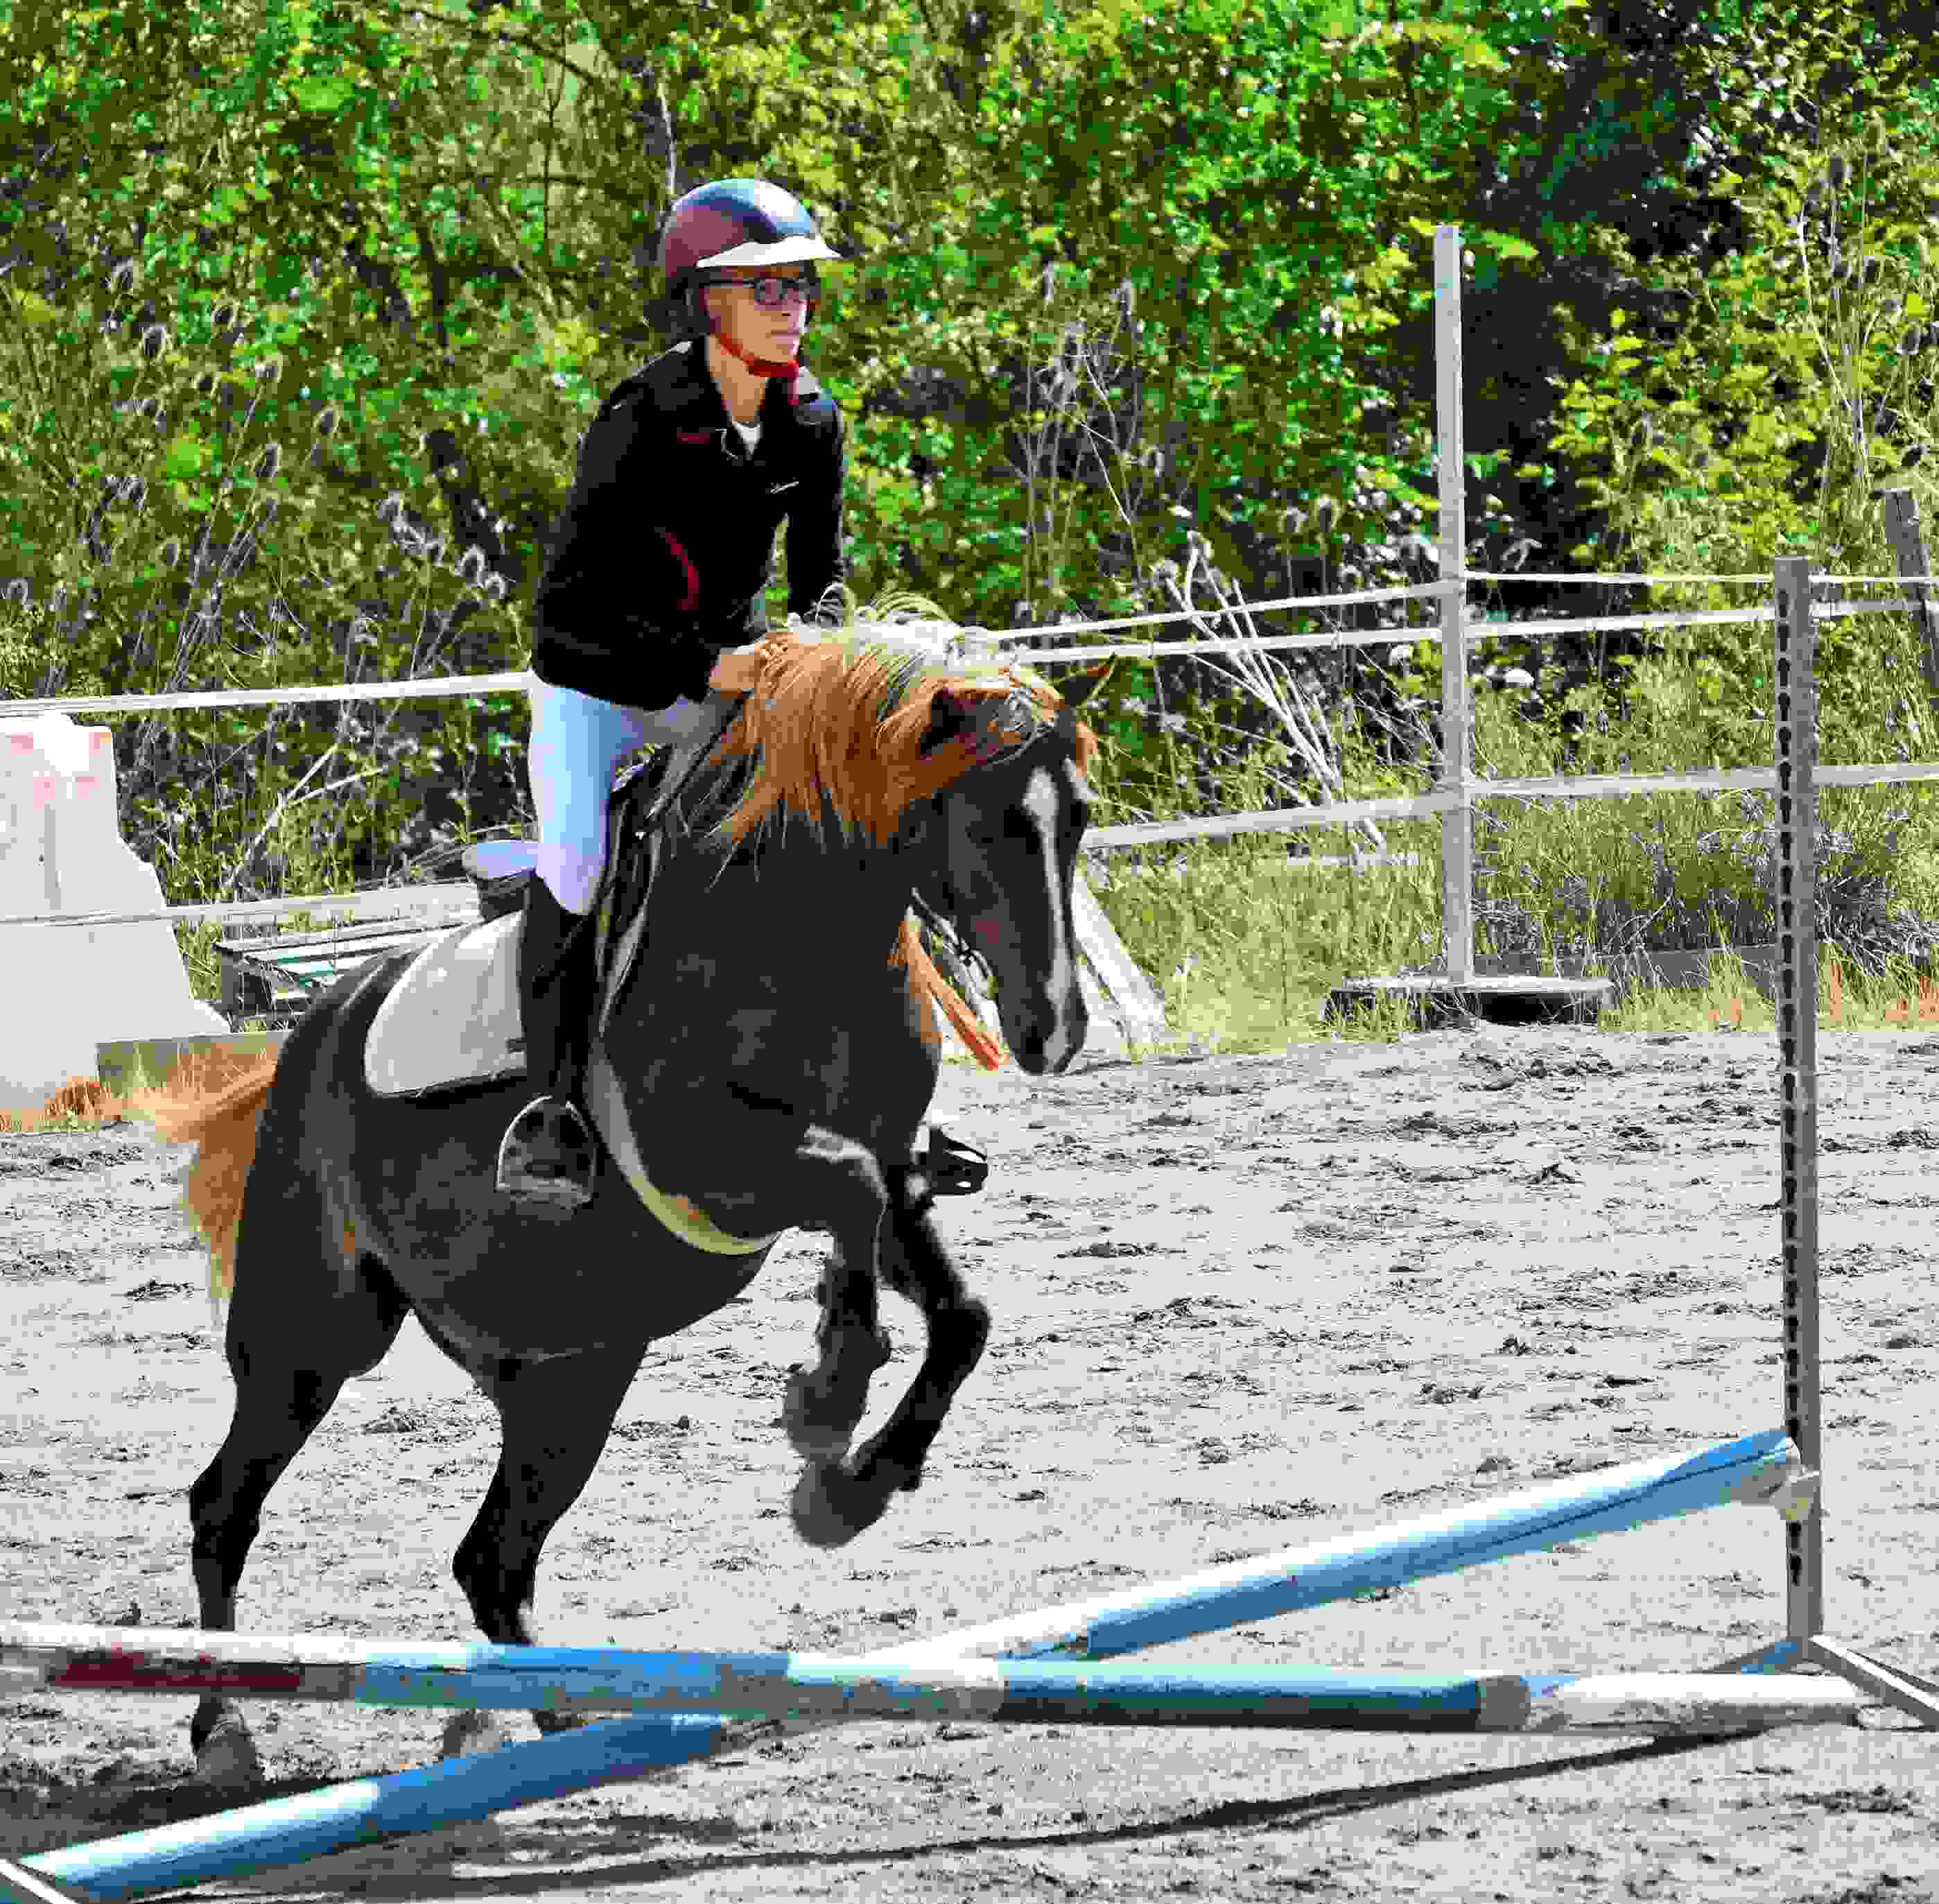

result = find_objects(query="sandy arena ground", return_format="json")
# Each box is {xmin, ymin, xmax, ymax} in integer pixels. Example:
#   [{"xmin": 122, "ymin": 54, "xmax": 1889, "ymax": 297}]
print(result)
[{"xmin": 3, "ymin": 1025, "xmax": 1938, "ymax": 1901}]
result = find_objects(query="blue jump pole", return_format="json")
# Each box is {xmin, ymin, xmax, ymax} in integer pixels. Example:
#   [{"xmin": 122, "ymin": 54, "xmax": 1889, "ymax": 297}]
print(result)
[
  {"xmin": 8, "ymin": 1712, "xmax": 739, "ymax": 1903},
  {"xmin": 876, "ymin": 1426, "xmax": 1807, "ymax": 1665},
  {"xmin": 0, "ymin": 1855, "xmax": 81, "ymax": 1904},
  {"xmin": 6, "ymin": 1428, "xmax": 1806, "ymax": 1901},
  {"xmin": 5, "ymin": 1662, "xmax": 1859, "ymax": 1900}
]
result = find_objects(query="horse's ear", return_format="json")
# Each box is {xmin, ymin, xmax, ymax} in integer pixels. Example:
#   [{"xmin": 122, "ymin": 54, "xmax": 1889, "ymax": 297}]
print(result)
[
  {"xmin": 919, "ymin": 686, "xmax": 980, "ymax": 755},
  {"xmin": 1059, "ymin": 656, "xmax": 1118, "ymax": 710}
]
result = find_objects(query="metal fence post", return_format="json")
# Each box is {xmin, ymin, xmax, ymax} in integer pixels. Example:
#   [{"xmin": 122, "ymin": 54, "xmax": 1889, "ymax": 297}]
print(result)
[{"xmin": 1434, "ymin": 225, "xmax": 1472, "ymax": 982}]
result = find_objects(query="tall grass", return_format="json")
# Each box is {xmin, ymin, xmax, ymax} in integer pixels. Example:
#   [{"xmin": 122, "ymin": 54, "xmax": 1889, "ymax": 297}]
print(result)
[{"xmin": 0, "ymin": 242, "xmax": 532, "ymax": 997}]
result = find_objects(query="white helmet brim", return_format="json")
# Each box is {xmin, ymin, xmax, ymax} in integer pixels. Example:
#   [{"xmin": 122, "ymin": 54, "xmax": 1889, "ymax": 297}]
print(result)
[{"xmin": 697, "ymin": 234, "xmax": 843, "ymax": 268}]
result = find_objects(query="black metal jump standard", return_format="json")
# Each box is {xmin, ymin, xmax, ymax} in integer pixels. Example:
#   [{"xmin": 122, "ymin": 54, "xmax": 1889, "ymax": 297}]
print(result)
[{"xmin": 1711, "ymin": 553, "xmax": 1939, "ymax": 1723}]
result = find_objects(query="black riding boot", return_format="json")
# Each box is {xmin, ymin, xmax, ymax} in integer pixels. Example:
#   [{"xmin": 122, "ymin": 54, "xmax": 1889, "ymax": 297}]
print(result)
[{"xmin": 496, "ymin": 879, "xmax": 600, "ymax": 1208}]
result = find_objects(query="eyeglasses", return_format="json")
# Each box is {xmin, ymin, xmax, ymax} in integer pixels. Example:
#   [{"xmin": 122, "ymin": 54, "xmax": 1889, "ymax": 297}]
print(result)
[{"xmin": 710, "ymin": 272, "xmax": 819, "ymax": 309}]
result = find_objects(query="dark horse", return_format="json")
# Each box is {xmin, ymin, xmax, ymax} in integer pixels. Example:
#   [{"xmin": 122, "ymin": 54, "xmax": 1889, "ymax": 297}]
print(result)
[{"xmin": 146, "ymin": 626, "xmax": 1106, "ymax": 1784}]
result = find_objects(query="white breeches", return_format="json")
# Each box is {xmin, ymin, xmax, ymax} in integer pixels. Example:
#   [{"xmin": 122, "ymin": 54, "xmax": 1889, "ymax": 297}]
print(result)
[{"xmin": 528, "ymin": 677, "xmax": 717, "ymax": 914}]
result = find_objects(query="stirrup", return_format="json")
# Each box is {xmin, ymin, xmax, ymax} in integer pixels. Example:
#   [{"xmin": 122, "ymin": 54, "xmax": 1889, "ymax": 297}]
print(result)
[
  {"xmin": 917, "ymin": 1123, "xmax": 988, "ymax": 1197},
  {"xmin": 496, "ymin": 1093, "xmax": 598, "ymax": 1209}
]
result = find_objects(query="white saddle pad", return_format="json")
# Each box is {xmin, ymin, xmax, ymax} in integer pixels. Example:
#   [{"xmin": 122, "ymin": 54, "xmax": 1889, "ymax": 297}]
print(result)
[{"xmin": 365, "ymin": 912, "xmax": 528, "ymax": 1097}]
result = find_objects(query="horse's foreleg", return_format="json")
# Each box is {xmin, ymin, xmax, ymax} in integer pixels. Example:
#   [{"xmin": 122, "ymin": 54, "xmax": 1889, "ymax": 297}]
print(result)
[
  {"xmin": 781, "ymin": 1227, "xmax": 893, "ymax": 1464},
  {"xmin": 661, "ymin": 1119, "xmax": 932, "ymax": 1548},
  {"xmin": 790, "ymin": 1166, "xmax": 989, "ymax": 1548},
  {"xmin": 837, "ymin": 1167, "xmax": 989, "ymax": 1491},
  {"xmin": 676, "ymin": 1123, "xmax": 890, "ymax": 1468}
]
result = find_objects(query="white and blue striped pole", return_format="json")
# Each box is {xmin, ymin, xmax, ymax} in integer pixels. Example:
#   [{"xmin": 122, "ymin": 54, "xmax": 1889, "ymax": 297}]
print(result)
[{"xmin": 1, "ymin": 1632, "xmax": 1866, "ymax": 1733}]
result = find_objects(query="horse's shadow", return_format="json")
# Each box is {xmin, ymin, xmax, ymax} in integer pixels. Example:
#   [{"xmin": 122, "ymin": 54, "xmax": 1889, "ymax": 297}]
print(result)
[{"xmin": 0, "ymin": 1728, "xmax": 1740, "ymax": 1898}]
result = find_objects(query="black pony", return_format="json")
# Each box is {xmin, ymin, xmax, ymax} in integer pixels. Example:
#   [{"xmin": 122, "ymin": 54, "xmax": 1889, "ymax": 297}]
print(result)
[{"xmin": 145, "ymin": 625, "xmax": 1108, "ymax": 1783}]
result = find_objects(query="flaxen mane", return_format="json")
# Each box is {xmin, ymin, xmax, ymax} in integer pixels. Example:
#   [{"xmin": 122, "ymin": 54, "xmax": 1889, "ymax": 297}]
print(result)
[
  {"xmin": 701, "ymin": 620, "xmax": 1099, "ymax": 855},
  {"xmin": 691, "ymin": 610, "xmax": 1100, "ymax": 1073}
]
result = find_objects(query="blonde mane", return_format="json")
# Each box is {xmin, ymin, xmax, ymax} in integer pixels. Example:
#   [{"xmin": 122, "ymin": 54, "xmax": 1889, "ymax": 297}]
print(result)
[{"xmin": 701, "ymin": 606, "xmax": 1099, "ymax": 854}]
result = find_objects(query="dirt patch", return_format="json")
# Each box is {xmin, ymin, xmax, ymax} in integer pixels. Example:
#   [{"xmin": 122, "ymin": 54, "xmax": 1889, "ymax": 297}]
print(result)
[{"xmin": 3, "ymin": 1027, "xmax": 1938, "ymax": 1901}]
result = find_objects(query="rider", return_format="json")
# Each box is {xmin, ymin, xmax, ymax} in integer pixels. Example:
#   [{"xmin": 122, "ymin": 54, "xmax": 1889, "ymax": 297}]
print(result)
[{"xmin": 500, "ymin": 178, "xmax": 848, "ymax": 1206}]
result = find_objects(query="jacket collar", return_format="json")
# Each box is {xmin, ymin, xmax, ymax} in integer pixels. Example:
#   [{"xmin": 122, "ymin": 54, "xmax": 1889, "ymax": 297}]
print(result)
[{"xmin": 671, "ymin": 338, "xmax": 823, "ymax": 426}]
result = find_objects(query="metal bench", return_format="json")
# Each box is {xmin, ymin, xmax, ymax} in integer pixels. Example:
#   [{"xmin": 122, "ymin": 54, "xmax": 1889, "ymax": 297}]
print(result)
[{"xmin": 214, "ymin": 909, "xmax": 479, "ymax": 1029}]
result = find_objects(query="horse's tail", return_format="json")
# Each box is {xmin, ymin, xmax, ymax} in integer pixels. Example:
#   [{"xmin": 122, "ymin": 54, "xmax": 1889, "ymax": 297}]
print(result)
[{"xmin": 137, "ymin": 1050, "xmax": 281, "ymax": 1314}]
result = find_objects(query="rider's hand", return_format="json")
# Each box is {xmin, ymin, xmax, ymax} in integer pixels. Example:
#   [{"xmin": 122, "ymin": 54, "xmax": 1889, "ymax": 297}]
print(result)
[{"xmin": 708, "ymin": 639, "xmax": 768, "ymax": 695}]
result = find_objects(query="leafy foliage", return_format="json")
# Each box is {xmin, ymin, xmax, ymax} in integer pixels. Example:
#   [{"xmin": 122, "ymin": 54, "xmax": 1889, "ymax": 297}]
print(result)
[{"xmin": 2, "ymin": 0, "xmax": 1938, "ymax": 1043}]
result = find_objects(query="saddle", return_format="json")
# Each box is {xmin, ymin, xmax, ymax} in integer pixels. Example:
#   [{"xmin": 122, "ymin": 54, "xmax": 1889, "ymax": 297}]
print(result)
[
  {"xmin": 364, "ymin": 715, "xmax": 704, "ymax": 1101},
  {"xmin": 362, "ymin": 706, "xmax": 989, "ymax": 1233}
]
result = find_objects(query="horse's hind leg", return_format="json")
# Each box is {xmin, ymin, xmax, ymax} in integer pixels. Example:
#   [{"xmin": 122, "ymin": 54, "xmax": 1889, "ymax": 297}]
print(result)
[
  {"xmin": 792, "ymin": 1168, "xmax": 989, "ymax": 1549},
  {"xmin": 187, "ymin": 1228, "xmax": 409, "ymax": 1785},
  {"xmin": 440, "ymin": 1343, "xmax": 639, "ymax": 1754}
]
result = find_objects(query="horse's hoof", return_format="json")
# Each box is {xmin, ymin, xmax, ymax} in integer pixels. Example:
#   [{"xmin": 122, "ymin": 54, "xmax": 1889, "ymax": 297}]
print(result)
[
  {"xmin": 192, "ymin": 1710, "xmax": 264, "ymax": 1790},
  {"xmin": 439, "ymin": 1708, "xmax": 512, "ymax": 1760},
  {"xmin": 790, "ymin": 1460, "xmax": 891, "ymax": 1548}
]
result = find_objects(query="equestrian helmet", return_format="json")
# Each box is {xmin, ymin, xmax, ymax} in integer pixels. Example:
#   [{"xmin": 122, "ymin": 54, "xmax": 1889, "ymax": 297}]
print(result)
[{"xmin": 658, "ymin": 179, "xmax": 843, "ymax": 334}]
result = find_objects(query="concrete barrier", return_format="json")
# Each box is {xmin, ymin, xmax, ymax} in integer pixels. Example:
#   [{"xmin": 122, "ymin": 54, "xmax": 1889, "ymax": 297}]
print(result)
[{"xmin": 1, "ymin": 713, "xmax": 227, "ymax": 1111}]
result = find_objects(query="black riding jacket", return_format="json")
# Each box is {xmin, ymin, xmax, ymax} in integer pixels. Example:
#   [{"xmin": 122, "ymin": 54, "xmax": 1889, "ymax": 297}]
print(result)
[{"xmin": 530, "ymin": 338, "xmax": 847, "ymax": 709}]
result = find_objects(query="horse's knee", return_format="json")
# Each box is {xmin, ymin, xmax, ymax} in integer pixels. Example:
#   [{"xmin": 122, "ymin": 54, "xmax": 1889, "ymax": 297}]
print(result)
[
  {"xmin": 946, "ymin": 1293, "xmax": 991, "ymax": 1364},
  {"xmin": 806, "ymin": 1134, "xmax": 892, "ymax": 1227}
]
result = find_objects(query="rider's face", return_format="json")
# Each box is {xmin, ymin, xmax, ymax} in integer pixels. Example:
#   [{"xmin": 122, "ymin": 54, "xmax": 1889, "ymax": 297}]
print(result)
[{"xmin": 704, "ymin": 266, "xmax": 812, "ymax": 355}]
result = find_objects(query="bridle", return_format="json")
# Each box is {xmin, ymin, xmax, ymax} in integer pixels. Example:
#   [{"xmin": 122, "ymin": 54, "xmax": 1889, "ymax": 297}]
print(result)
[{"xmin": 914, "ymin": 712, "xmax": 1080, "ymax": 980}]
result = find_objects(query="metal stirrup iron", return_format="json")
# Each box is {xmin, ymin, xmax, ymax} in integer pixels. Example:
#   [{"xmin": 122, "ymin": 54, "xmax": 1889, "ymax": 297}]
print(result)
[{"xmin": 496, "ymin": 1096, "xmax": 598, "ymax": 1209}]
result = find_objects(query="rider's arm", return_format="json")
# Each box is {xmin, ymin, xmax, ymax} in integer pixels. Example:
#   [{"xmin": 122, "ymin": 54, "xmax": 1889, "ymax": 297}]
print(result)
[
  {"xmin": 781, "ymin": 399, "xmax": 847, "ymax": 627},
  {"xmin": 530, "ymin": 397, "xmax": 722, "ymax": 711}
]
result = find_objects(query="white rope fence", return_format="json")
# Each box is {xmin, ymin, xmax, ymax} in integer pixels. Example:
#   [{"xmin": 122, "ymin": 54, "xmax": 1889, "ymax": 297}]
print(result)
[
  {"xmin": 6, "ymin": 226, "xmax": 1939, "ymax": 953},
  {"xmin": 0, "ymin": 884, "xmax": 478, "ymax": 934},
  {"xmin": 9, "ymin": 587, "xmax": 1933, "ymax": 720}
]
